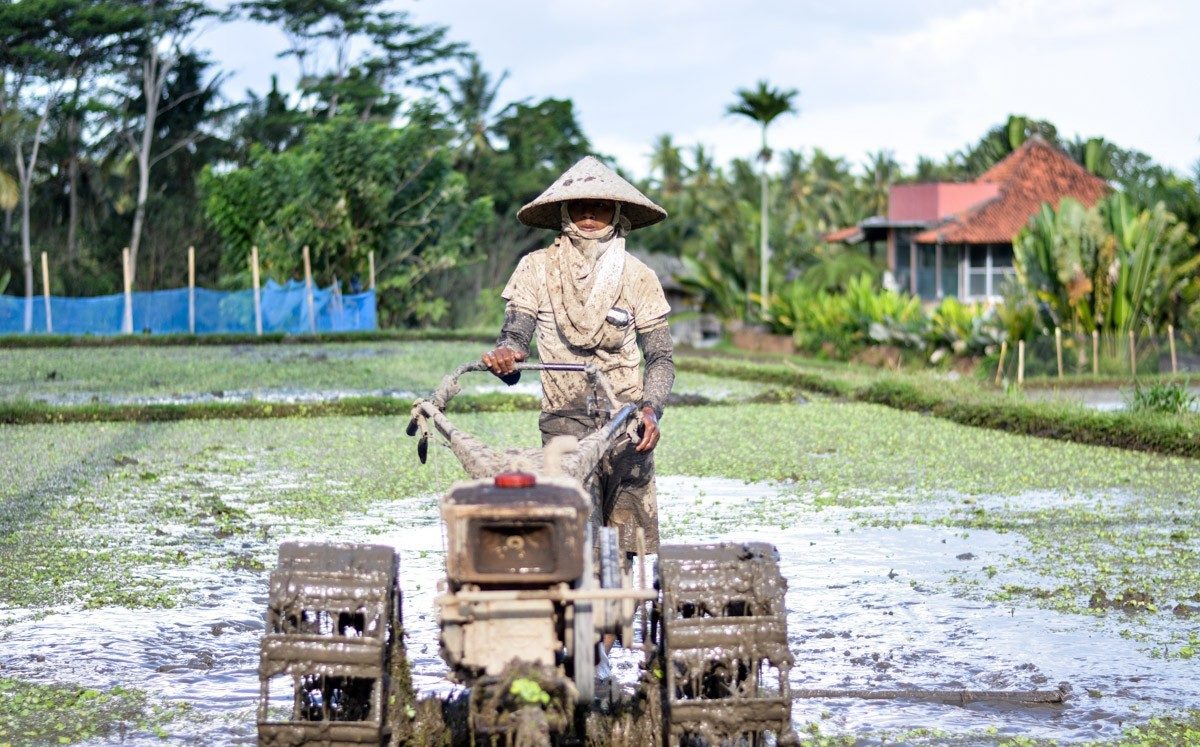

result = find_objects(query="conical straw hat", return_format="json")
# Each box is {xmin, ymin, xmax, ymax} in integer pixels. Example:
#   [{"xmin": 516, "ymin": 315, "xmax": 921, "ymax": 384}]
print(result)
[{"xmin": 517, "ymin": 156, "xmax": 667, "ymax": 230}]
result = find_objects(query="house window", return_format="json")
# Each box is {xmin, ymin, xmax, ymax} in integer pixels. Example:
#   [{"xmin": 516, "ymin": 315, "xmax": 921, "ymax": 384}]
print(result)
[{"xmin": 963, "ymin": 243, "xmax": 1014, "ymax": 300}]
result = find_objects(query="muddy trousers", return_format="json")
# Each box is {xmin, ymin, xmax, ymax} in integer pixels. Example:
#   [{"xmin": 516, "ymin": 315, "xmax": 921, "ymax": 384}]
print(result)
[{"xmin": 539, "ymin": 412, "xmax": 660, "ymax": 555}]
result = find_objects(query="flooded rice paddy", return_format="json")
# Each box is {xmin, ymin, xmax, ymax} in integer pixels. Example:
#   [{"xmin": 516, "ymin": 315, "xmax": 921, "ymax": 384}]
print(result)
[
  {"xmin": 1, "ymin": 395, "xmax": 1198, "ymax": 744},
  {"xmin": 2, "ymin": 470, "xmax": 1198, "ymax": 744}
]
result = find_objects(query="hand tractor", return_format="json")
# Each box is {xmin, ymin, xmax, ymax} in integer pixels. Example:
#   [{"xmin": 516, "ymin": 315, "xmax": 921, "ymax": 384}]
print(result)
[{"xmin": 256, "ymin": 361, "xmax": 797, "ymax": 746}]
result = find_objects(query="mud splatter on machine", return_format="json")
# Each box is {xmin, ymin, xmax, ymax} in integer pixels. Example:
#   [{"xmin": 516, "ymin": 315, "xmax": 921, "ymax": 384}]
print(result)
[{"xmin": 257, "ymin": 362, "xmax": 796, "ymax": 746}]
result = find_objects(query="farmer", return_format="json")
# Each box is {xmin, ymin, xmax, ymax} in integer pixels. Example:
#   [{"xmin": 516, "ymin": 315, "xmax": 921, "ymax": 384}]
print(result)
[{"xmin": 481, "ymin": 155, "xmax": 675, "ymax": 559}]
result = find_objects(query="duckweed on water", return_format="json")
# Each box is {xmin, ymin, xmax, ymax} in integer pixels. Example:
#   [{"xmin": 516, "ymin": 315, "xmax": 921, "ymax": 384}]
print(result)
[
  {"xmin": 0, "ymin": 342, "xmax": 767, "ymax": 404},
  {"xmin": 0, "ymin": 678, "xmax": 187, "ymax": 746},
  {"xmin": 1, "ymin": 403, "xmax": 1197, "ymax": 642}
]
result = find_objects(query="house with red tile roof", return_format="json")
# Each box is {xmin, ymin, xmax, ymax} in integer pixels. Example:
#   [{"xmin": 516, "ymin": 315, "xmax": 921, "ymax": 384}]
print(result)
[{"xmin": 825, "ymin": 137, "xmax": 1110, "ymax": 302}]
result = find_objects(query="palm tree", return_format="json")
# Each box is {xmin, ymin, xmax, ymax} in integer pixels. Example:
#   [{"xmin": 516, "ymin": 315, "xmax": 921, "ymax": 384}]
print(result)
[
  {"xmin": 727, "ymin": 80, "xmax": 798, "ymax": 314},
  {"xmin": 446, "ymin": 57, "xmax": 509, "ymax": 172},
  {"xmin": 649, "ymin": 134, "xmax": 684, "ymax": 195}
]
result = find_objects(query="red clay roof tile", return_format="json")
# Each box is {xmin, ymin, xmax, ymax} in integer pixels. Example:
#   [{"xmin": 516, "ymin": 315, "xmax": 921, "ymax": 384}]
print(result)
[{"xmin": 912, "ymin": 137, "xmax": 1109, "ymax": 244}]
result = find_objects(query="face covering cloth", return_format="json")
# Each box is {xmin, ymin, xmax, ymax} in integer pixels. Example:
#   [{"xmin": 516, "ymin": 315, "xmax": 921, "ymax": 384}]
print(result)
[{"xmin": 546, "ymin": 202, "xmax": 630, "ymax": 350}]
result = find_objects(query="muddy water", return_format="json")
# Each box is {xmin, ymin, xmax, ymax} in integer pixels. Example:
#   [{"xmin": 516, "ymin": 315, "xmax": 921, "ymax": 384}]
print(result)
[
  {"xmin": 21, "ymin": 380, "xmax": 747, "ymax": 407},
  {"xmin": 1, "ymin": 477, "xmax": 1198, "ymax": 744}
]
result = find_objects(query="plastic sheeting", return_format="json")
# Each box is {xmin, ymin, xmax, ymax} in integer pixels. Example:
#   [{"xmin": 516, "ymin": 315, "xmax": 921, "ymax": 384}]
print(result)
[{"xmin": 0, "ymin": 280, "xmax": 376, "ymax": 336}]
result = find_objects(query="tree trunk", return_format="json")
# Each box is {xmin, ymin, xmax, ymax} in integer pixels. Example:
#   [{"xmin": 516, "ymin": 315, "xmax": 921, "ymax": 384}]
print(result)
[
  {"xmin": 129, "ymin": 148, "xmax": 151, "ymax": 287},
  {"xmin": 758, "ymin": 123, "xmax": 768, "ymax": 317},
  {"xmin": 14, "ymin": 101, "xmax": 52, "ymax": 332},
  {"xmin": 19, "ymin": 172, "xmax": 32, "ymax": 332},
  {"xmin": 128, "ymin": 52, "xmax": 164, "ymax": 288},
  {"xmin": 67, "ymin": 115, "xmax": 80, "ymax": 263}
]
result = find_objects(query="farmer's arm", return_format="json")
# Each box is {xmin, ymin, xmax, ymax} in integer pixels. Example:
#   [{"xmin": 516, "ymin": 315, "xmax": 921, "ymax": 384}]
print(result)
[
  {"xmin": 483, "ymin": 308, "xmax": 534, "ymax": 376},
  {"xmin": 633, "ymin": 266, "xmax": 681, "ymax": 453},
  {"xmin": 639, "ymin": 323, "xmax": 674, "ymax": 419},
  {"xmin": 484, "ymin": 256, "xmax": 538, "ymax": 377}
]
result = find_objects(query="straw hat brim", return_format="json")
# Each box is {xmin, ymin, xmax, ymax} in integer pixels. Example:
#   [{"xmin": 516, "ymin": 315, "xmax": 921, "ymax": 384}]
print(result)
[{"xmin": 516, "ymin": 156, "xmax": 667, "ymax": 230}]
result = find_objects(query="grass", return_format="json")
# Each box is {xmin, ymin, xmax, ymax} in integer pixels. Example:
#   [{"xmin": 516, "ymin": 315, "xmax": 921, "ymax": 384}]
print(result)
[
  {"xmin": 0, "ymin": 678, "xmax": 187, "ymax": 746},
  {"xmin": 677, "ymin": 356, "xmax": 1200, "ymax": 459},
  {"xmin": 0, "ymin": 340, "xmax": 769, "ymax": 409},
  {"xmin": 0, "ymin": 327, "xmax": 494, "ymax": 348},
  {"xmin": 1126, "ymin": 380, "xmax": 1197, "ymax": 414},
  {"xmin": 0, "ymin": 340, "xmax": 488, "ymax": 398}
]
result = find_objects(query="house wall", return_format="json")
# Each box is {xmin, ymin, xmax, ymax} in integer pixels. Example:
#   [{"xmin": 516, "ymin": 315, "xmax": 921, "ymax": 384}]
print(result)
[{"xmin": 889, "ymin": 183, "xmax": 1001, "ymax": 222}]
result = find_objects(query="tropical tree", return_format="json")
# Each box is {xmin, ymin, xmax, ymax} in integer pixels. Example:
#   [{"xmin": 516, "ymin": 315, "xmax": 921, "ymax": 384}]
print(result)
[
  {"xmin": 726, "ymin": 80, "xmax": 797, "ymax": 314},
  {"xmin": 446, "ymin": 57, "xmax": 508, "ymax": 173},
  {"xmin": 111, "ymin": 0, "xmax": 214, "ymax": 311},
  {"xmin": 238, "ymin": 0, "xmax": 463, "ymax": 119},
  {"xmin": 648, "ymin": 134, "xmax": 684, "ymax": 196},
  {"xmin": 201, "ymin": 112, "xmax": 492, "ymax": 325},
  {"xmin": 1010, "ymin": 194, "xmax": 1198, "ymax": 337}
]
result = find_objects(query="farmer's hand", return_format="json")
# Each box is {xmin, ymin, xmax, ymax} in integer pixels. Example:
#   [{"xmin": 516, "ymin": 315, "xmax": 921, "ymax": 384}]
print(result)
[
  {"xmin": 635, "ymin": 406, "xmax": 660, "ymax": 453},
  {"xmin": 482, "ymin": 346, "xmax": 525, "ymax": 377}
]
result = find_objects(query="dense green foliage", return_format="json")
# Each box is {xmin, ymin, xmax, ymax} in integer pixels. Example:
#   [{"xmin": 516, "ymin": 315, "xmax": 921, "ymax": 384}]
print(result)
[
  {"xmin": 2, "ymin": 2, "xmax": 1198, "ymax": 354},
  {"xmin": 1010, "ymin": 194, "xmax": 1198, "ymax": 337},
  {"xmin": 766, "ymin": 274, "xmax": 1004, "ymax": 359},
  {"xmin": 202, "ymin": 115, "xmax": 491, "ymax": 324}
]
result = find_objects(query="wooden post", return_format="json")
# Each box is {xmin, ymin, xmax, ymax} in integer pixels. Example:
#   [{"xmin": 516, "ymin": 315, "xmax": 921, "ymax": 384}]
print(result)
[
  {"xmin": 187, "ymin": 246, "xmax": 196, "ymax": 335},
  {"xmin": 40, "ymin": 252, "xmax": 52, "ymax": 333},
  {"xmin": 302, "ymin": 245, "xmax": 316, "ymax": 333},
  {"xmin": 368, "ymin": 250, "xmax": 376, "ymax": 291},
  {"xmin": 1128, "ymin": 329, "xmax": 1137, "ymax": 377},
  {"xmin": 1017, "ymin": 340, "xmax": 1025, "ymax": 386},
  {"xmin": 1055, "ymin": 327, "xmax": 1063, "ymax": 380},
  {"xmin": 995, "ymin": 340, "xmax": 1007, "ymax": 386},
  {"xmin": 1168, "ymin": 324, "xmax": 1178, "ymax": 375},
  {"xmin": 121, "ymin": 247, "xmax": 133, "ymax": 334},
  {"xmin": 250, "ymin": 245, "xmax": 263, "ymax": 336},
  {"xmin": 1092, "ymin": 330, "xmax": 1099, "ymax": 377}
]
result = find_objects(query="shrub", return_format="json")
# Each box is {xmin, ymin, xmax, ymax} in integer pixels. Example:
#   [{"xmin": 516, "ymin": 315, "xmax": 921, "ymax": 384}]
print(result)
[{"xmin": 1127, "ymin": 381, "xmax": 1196, "ymax": 415}]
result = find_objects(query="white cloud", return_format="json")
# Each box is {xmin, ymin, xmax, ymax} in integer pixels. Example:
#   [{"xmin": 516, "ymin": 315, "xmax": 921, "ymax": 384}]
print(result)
[{"xmin": 197, "ymin": 0, "xmax": 1200, "ymax": 176}]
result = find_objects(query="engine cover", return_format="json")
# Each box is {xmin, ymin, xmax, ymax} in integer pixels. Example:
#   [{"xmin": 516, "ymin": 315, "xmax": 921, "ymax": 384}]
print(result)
[{"xmin": 441, "ymin": 477, "xmax": 589, "ymax": 587}]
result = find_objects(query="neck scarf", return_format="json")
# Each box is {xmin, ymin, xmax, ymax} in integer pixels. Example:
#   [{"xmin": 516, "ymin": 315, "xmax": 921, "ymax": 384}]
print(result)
[{"xmin": 547, "ymin": 202, "xmax": 629, "ymax": 350}]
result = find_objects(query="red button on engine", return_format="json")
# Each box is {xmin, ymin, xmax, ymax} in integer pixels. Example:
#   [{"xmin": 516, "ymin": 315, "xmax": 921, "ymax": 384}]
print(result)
[{"xmin": 494, "ymin": 471, "xmax": 536, "ymax": 489}]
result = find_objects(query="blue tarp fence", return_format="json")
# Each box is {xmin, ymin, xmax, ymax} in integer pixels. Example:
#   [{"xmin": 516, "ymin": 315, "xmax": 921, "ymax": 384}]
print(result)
[{"xmin": 0, "ymin": 279, "xmax": 376, "ymax": 335}]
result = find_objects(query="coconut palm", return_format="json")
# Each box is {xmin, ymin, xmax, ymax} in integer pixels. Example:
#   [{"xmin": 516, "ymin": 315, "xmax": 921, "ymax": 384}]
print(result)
[
  {"xmin": 727, "ymin": 80, "xmax": 798, "ymax": 314},
  {"xmin": 649, "ymin": 133, "xmax": 684, "ymax": 195}
]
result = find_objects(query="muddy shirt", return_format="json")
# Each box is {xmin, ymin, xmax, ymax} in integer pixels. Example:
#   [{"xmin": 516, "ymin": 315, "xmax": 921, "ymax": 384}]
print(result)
[{"xmin": 501, "ymin": 238, "xmax": 671, "ymax": 413}]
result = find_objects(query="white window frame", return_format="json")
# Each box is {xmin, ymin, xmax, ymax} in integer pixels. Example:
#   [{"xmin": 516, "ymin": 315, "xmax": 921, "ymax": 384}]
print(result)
[{"xmin": 959, "ymin": 243, "xmax": 1013, "ymax": 303}]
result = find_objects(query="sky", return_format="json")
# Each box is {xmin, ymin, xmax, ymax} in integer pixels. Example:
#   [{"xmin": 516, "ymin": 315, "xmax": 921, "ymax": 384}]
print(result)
[{"xmin": 197, "ymin": 0, "xmax": 1200, "ymax": 179}]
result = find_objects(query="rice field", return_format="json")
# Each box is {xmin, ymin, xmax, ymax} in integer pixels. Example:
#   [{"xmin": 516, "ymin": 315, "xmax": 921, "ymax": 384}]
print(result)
[{"xmin": 0, "ymin": 340, "xmax": 1197, "ymax": 745}]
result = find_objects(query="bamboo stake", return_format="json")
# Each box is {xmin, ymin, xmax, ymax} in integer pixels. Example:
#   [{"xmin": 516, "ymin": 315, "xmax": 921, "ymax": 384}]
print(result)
[
  {"xmin": 1168, "ymin": 324, "xmax": 1178, "ymax": 375},
  {"xmin": 187, "ymin": 246, "xmax": 196, "ymax": 335},
  {"xmin": 1092, "ymin": 330, "xmax": 1099, "ymax": 377},
  {"xmin": 1055, "ymin": 327, "xmax": 1063, "ymax": 380},
  {"xmin": 121, "ymin": 247, "xmax": 133, "ymax": 334},
  {"xmin": 995, "ymin": 340, "xmax": 1007, "ymax": 386},
  {"xmin": 250, "ymin": 245, "xmax": 263, "ymax": 336},
  {"xmin": 40, "ymin": 252, "xmax": 52, "ymax": 333},
  {"xmin": 1128, "ymin": 329, "xmax": 1137, "ymax": 377},
  {"xmin": 302, "ymin": 245, "xmax": 316, "ymax": 333},
  {"xmin": 1017, "ymin": 340, "xmax": 1025, "ymax": 386},
  {"xmin": 368, "ymin": 250, "xmax": 376, "ymax": 291}
]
